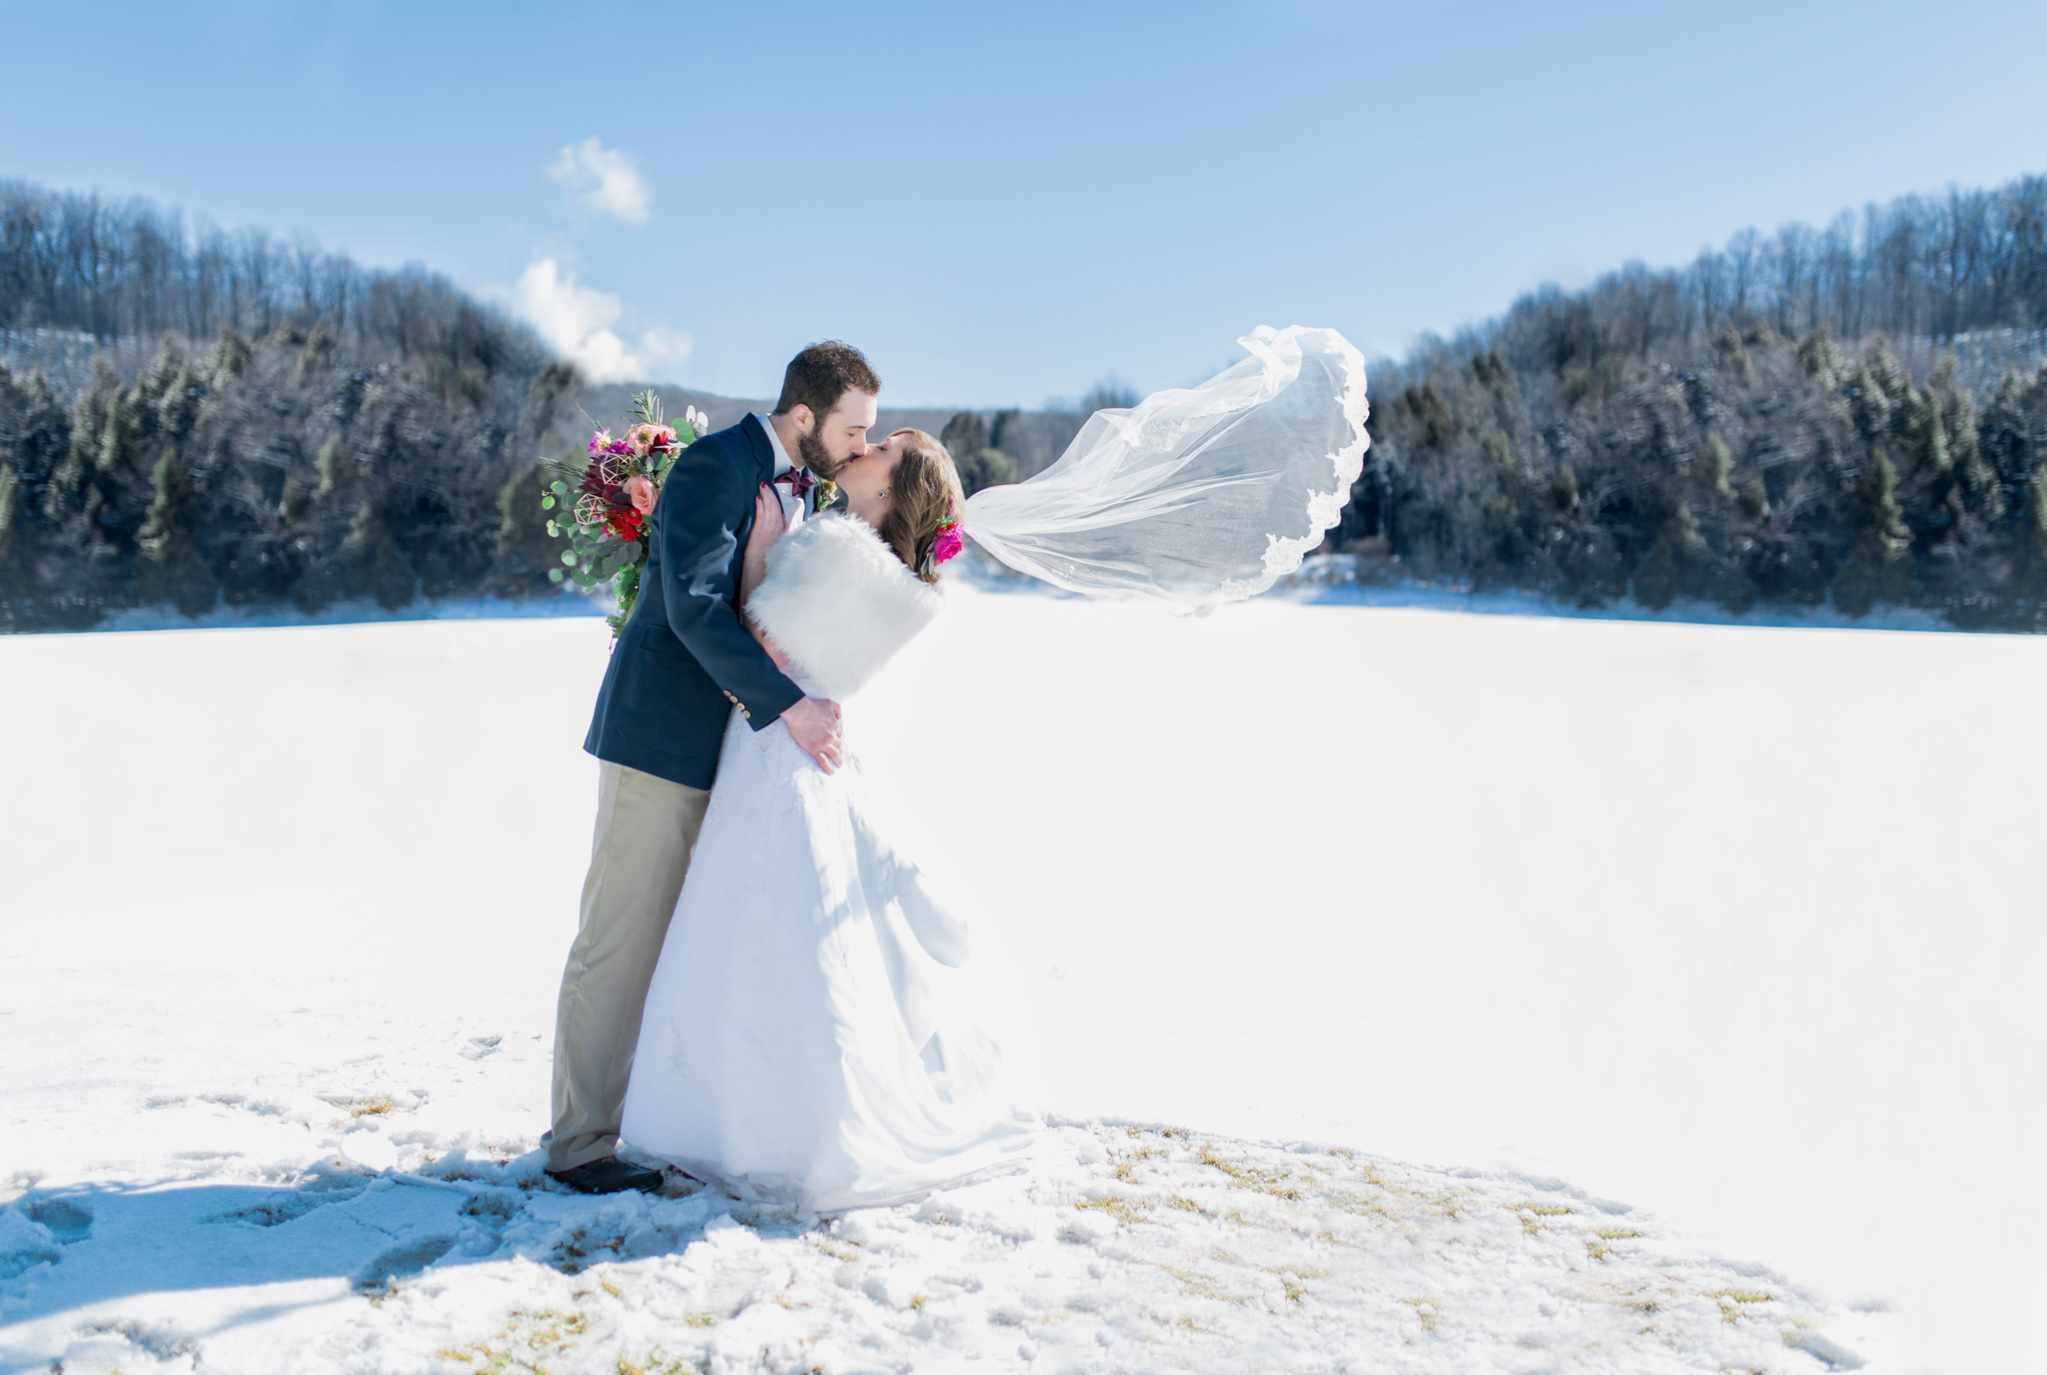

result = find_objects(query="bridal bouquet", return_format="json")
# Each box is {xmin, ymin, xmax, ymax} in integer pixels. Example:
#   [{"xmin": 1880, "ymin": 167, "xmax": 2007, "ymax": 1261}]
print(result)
[{"xmin": 541, "ymin": 390, "xmax": 706, "ymax": 635}]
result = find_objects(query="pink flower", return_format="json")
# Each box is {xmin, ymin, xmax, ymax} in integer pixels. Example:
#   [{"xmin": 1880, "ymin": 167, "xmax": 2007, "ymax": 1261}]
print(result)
[
  {"xmin": 588, "ymin": 429, "xmax": 612, "ymax": 455},
  {"xmin": 624, "ymin": 475, "xmax": 657, "ymax": 514},
  {"xmin": 627, "ymin": 423, "xmax": 677, "ymax": 457},
  {"xmin": 932, "ymin": 526, "xmax": 964, "ymax": 565}
]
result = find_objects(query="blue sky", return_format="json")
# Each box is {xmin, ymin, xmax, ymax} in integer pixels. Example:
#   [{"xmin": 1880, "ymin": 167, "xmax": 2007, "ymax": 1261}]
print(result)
[{"xmin": 3, "ymin": 0, "xmax": 2043, "ymax": 406}]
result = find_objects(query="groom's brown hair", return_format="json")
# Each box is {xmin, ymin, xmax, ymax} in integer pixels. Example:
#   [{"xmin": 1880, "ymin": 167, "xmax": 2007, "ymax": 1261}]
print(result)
[{"xmin": 773, "ymin": 341, "xmax": 881, "ymax": 421}]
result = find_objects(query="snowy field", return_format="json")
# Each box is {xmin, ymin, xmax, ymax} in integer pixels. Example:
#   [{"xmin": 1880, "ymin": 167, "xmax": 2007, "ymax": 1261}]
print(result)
[{"xmin": 3, "ymin": 589, "xmax": 2043, "ymax": 1373}]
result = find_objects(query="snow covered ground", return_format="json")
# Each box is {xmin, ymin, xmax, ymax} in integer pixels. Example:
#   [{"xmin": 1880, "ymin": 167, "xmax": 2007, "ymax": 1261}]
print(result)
[{"xmin": 3, "ymin": 589, "xmax": 2042, "ymax": 1372}]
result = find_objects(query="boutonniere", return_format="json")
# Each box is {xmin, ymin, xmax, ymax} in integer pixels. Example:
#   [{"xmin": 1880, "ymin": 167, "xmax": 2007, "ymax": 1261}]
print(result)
[{"xmin": 773, "ymin": 468, "xmax": 838, "ymax": 515}]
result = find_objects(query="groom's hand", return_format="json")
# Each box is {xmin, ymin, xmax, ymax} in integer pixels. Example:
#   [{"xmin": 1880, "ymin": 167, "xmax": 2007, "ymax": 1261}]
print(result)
[{"xmin": 781, "ymin": 697, "xmax": 844, "ymax": 773}]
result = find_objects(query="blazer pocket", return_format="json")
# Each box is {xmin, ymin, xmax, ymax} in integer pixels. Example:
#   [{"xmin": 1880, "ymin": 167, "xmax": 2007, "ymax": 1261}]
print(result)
[{"xmin": 636, "ymin": 631, "xmax": 693, "ymax": 665}]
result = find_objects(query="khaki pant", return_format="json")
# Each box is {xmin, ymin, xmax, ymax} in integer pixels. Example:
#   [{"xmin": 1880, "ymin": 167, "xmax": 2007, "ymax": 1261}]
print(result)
[{"xmin": 544, "ymin": 760, "xmax": 710, "ymax": 1172}]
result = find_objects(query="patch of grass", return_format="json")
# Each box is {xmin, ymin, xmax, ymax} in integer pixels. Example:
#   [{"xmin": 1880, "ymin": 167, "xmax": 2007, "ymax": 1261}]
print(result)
[
  {"xmin": 1166, "ymin": 1194, "xmax": 1202, "ymax": 1213},
  {"xmin": 1151, "ymin": 1261, "xmax": 1226, "ymax": 1301},
  {"xmin": 1076, "ymin": 1195, "xmax": 1152, "ymax": 1227},
  {"xmin": 1586, "ymin": 1225, "xmax": 1642, "ymax": 1259},
  {"xmin": 683, "ymin": 1313, "xmax": 719, "ymax": 1329},
  {"xmin": 321, "ymin": 1094, "xmax": 394, "ymax": 1118},
  {"xmin": 1308, "ymin": 1181, "xmax": 1398, "ymax": 1221},
  {"xmin": 1160, "ymin": 1126, "xmax": 1189, "ymax": 1139},
  {"xmin": 1512, "ymin": 1201, "xmax": 1575, "ymax": 1235},
  {"xmin": 1110, "ymin": 1147, "xmax": 1163, "ymax": 1182},
  {"xmin": 1265, "ymin": 1267, "xmax": 1318, "ymax": 1304},
  {"xmin": 1197, "ymin": 1147, "xmax": 1304, "ymax": 1201},
  {"xmin": 616, "ymin": 1352, "xmax": 696, "ymax": 1375},
  {"xmin": 1398, "ymin": 1296, "xmax": 1444, "ymax": 1334},
  {"xmin": 436, "ymin": 1309, "xmax": 593, "ymax": 1374},
  {"xmin": 1709, "ymin": 1288, "xmax": 1776, "ymax": 1324}
]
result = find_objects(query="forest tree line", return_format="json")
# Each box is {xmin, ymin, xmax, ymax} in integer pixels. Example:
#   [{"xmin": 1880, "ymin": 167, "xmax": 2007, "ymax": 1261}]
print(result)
[
  {"xmin": 5, "ymin": 172, "xmax": 2047, "ymax": 630},
  {"xmin": 0, "ymin": 178, "xmax": 580, "ymax": 629},
  {"xmin": 1333, "ymin": 172, "xmax": 2047, "ymax": 628}
]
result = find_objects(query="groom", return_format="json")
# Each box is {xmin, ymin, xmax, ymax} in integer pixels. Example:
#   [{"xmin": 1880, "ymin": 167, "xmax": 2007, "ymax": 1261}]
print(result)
[{"xmin": 543, "ymin": 341, "xmax": 882, "ymax": 1194}]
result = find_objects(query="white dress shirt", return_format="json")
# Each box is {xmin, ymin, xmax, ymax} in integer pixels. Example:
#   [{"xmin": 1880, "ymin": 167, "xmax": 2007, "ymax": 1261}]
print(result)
[{"xmin": 755, "ymin": 413, "xmax": 805, "ymax": 527}]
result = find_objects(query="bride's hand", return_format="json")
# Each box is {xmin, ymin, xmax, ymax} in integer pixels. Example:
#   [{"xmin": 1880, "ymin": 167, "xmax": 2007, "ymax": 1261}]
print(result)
[
  {"xmin": 740, "ymin": 486, "xmax": 787, "ymax": 604},
  {"xmin": 750, "ymin": 486, "xmax": 787, "ymax": 553}
]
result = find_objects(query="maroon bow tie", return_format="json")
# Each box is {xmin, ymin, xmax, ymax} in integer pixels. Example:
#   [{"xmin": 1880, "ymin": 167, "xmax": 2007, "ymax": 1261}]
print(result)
[{"xmin": 774, "ymin": 468, "xmax": 816, "ymax": 497}]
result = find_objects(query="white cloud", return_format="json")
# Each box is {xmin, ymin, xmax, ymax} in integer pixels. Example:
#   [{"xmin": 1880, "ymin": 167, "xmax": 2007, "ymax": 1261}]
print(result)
[
  {"xmin": 547, "ymin": 137, "xmax": 652, "ymax": 225},
  {"xmin": 506, "ymin": 256, "xmax": 690, "ymax": 383}
]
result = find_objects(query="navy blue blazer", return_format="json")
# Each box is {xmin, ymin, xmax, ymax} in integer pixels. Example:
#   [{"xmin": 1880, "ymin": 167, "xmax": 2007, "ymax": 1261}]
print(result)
[{"xmin": 583, "ymin": 414, "xmax": 805, "ymax": 790}]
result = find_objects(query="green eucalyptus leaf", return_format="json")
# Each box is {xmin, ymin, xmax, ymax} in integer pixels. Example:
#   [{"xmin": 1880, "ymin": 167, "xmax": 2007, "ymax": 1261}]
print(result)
[
  {"xmin": 561, "ymin": 550, "xmax": 577, "ymax": 566},
  {"xmin": 541, "ymin": 495, "xmax": 555, "ymax": 510},
  {"xmin": 548, "ymin": 568, "xmax": 564, "ymax": 583},
  {"xmin": 550, "ymin": 481, "xmax": 568, "ymax": 494}
]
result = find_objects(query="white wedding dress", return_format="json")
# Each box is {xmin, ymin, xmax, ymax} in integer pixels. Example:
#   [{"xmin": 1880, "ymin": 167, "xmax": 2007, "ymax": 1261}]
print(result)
[{"xmin": 620, "ymin": 515, "xmax": 1039, "ymax": 1213}]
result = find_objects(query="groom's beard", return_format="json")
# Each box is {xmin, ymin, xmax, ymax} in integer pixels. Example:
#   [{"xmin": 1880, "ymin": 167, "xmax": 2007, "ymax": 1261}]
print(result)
[{"xmin": 797, "ymin": 426, "xmax": 843, "ymax": 481}]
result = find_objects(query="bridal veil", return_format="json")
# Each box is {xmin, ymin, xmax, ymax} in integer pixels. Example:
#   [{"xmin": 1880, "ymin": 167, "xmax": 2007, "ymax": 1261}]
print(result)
[{"xmin": 960, "ymin": 325, "xmax": 1369, "ymax": 610}]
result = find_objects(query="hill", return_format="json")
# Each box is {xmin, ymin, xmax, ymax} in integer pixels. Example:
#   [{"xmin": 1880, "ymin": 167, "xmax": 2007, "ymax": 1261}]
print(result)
[
  {"xmin": 1336, "ymin": 174, "xmax": 2047, "ymax": 629},
  {"xmin": 5, "ymin": 172, "xmax": 2047, "ymax": 630}
]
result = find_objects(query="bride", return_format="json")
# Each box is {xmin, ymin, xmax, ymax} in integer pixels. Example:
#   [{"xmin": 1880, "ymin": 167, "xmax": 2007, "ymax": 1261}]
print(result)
[
  {"xmin": 619, "ymin": 325, "xmax": 1369, "ymax": 1213},
  {"xmin": 619, "ymin": 428, "xmax": 1037, "ymax": 1211}
]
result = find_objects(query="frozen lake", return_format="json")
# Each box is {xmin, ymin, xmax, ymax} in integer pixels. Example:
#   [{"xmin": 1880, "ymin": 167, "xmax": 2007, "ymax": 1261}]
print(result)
[{"xmin": 3, "ymin": 590, "xmax": 2042, "ymax": 1371}]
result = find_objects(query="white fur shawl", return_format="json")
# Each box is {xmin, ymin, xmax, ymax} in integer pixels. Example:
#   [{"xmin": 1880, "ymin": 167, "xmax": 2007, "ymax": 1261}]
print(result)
[{"xmin": 747, "ymin": 513, "xmax": 943, "ymax": 700}]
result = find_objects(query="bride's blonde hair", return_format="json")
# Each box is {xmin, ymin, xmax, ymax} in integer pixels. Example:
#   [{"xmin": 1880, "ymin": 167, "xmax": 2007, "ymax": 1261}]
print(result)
[{"xmin": 877, "ymin": 429, "xmax": 965, "ymax": 585}]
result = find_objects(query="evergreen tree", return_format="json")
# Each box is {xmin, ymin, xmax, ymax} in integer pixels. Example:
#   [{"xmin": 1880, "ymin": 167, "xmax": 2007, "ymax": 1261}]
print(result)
[
  {"xmin": 1835, "ymin": 446, "xmax": 1911, "ymax": 616},
  {"xmin": 490, "ymin": 459, "xmax": 565, "ymax": 594},
  {"xmin": 154, "ymin": 358, "xmax": 201, "ymax": 441},
  {"xmin": 2020, "ymin": 474, "xmax": 2047, "ymax": 609},
  {"xmin": 135, "ymin": 446, "xmax": 212, "ymax": 614},
  {"xmin": 1796, "ymin": 326, "xmax": 1841, "ymax": 386},
  {"xmin": 1706, "ymin": 433, "xmax": 1737, "ymax": 501},
  {"xmin": 53, "ymin": 360, "xmax": 116, "ymax": 495},
  {"xmin": 940, "ymin": 412, "xmax": 987, "ymax": 464},
  {"xmin": 941, "ymin": 411, "xmax": 1019, "ymax": 496},
  {"xmin": 954, "ymin": 446, "xmax": 1017, "ymax": 497},
  {"xmin": 0, "ymin": 459, "xmax": 21, "ymax": 582},
  {"xmin": 205, "ymin": 325, "xmax": 252, "ymax": 387},
  {"xmin": 1631, "ymin": 501, "xmax": 1708, "ymax": 611}
]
